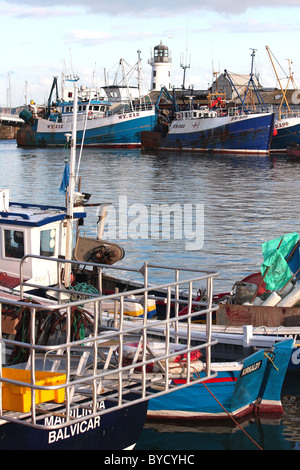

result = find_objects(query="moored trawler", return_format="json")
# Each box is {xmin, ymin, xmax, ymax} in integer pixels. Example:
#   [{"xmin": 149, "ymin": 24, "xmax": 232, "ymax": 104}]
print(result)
[
  {"xmin": 141, "ymin": 106, "xmax": 275, "ymax": 154},
  {"xmin": 17, "ymin": 67, "xmax": 157, "ymax": 148},
  {"xmin": 17, "ymin": 97, "xmax": 157, "ymax": 149}
]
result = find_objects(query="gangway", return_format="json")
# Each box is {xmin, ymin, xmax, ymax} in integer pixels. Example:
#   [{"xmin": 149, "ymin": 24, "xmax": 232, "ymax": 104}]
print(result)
[{"xmin": 0, "ymin": 113, "xmax": 24, "ymax": 127}]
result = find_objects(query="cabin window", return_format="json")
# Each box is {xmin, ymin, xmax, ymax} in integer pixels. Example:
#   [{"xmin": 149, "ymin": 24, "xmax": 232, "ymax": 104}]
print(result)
[
  {"xmin": 40, "ymin": 229, "xmax": 56, "ymax": 257},
  {"xmin": 4, "ymin": 229, "xmax": 24, "ymax": 259}
]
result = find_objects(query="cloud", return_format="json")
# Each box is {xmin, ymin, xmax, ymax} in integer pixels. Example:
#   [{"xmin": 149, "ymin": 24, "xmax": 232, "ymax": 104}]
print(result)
[
  {"xmin": 2, "ymin": 0, "xmax": 300, "ymax": 18},
  {"xmin": 0, "ymin": 1, "xmax": 82, "ymax": 18},
  {"xmin": 198, "ymin": 16, "xmax": 300, "ymax": 34}
]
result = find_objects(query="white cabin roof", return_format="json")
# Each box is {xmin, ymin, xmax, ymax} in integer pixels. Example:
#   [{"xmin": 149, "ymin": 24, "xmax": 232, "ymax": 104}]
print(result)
[{"xmin": 0, "ymin": 202, "xmax": 86, "ymax": 228}]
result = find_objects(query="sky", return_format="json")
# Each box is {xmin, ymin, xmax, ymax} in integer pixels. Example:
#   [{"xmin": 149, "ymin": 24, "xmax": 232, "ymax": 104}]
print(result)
[{"xmin": 1, "ymin": 0, "xmax": 300, "ymax": 108}]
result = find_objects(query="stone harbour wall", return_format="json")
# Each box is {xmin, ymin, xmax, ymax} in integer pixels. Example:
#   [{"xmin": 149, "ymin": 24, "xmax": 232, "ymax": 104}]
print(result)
[{"xmin": 0, "ymin": 125, "xmax": 18, "ymax": 139}]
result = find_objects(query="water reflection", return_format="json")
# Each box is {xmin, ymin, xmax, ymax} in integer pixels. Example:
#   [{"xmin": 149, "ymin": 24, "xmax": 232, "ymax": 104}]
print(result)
[{"xmin": 136, "ymin": 415, "xmax": 296, "ymax": 450}]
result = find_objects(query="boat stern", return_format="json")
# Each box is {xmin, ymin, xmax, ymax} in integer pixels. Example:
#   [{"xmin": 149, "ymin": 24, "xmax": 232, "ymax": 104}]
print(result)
[
  {"xmin": 257, "ymin": 338, "xmax": 294, "ymax": 414},
  {"xmin": 141, "ymin": 131, "xmax": 162, "ymax": 151}
]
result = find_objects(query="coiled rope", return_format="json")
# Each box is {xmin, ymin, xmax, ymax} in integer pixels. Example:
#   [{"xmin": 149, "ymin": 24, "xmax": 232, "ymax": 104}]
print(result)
[{"xmin": 68, "ymin": 282, "xmax": 98, "ymax": 301}]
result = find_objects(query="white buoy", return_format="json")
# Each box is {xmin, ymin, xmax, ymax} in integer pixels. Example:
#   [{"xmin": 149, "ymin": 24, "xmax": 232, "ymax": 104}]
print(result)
[
  {"xmin": 262, "ymin": 291, "xmax": 281, "ymax": 306},
  {"xmin": 279, "ymin": 282, "xmax": 294, "ymax": 297},
  {"xmin": 277, "ymin": 285, "xmax": 300, "ymax": 307}
]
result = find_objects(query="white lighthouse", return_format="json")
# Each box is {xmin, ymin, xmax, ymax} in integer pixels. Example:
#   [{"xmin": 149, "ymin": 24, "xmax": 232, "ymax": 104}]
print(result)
[{"xmin": 149, "ymin": 41, "xmax": 172, "ymax": 90}]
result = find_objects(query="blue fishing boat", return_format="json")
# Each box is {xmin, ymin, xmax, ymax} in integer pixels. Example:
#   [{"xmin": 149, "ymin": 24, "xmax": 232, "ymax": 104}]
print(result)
[
  {"xmin": 17, "ymin": 94, "xmax": 156, "ymax": 149},
  {"xmin": 141, "ymin": 51, "xmax": 275, "ymax": 155},
  {"xmin": 271, "ymin": 116, "xmax": 300, "ymax": 152},
  {"xmin": 141, "ymin": 107, "xmax": 275, "ymax": 154},
  {"xmin": 147, "ymin": 339, "xmax": 293, "ymax": 420},
  {"xmin": 17, "ymin": 64, "xmax": 157, "ymax": 148}
]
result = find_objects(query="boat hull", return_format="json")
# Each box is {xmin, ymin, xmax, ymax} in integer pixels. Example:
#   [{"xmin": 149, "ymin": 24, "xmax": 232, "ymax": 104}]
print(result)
[
  {"xmin": 147, "ymin": 340, "xmax": 292, "ymax": 420},
  {"xmin": 0, "ymin": 396, "xmax": 148, "ymax": 450},
  {"xmin": 141, "ymin": 112, "xmax": 275, "ymax": 155},
  {"xmin": 271, "ymin": 116, "xmax": 300, "ymax": 152},
  {"xmin": 287, "ymin": 144, "xmax": 300, "ymax": 158},
  {"xmin": 17, "ymin": 109, "xmax": 157, "ymax": 148}
]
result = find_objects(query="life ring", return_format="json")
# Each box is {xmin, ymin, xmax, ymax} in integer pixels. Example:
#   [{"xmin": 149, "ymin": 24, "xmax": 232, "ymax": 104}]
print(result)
[{"xmin": 88, "ymin": 111, "xmax": 93, "ymax": 118}]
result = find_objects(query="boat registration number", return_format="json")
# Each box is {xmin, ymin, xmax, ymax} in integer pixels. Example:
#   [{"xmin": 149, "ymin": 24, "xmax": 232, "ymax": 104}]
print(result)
[{"xmin": 240, "ymin": 360, "xmax": 262, "ymax": 377}]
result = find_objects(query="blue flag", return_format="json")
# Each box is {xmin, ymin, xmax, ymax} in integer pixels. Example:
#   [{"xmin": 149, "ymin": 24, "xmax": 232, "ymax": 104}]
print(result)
[
  {"xmin": 59, "ymin": 163, "xmax": 70, "ymax": 194},
  {"xmin": 287, "ymin": 241, "xmax": 300, "ymax": 274}
]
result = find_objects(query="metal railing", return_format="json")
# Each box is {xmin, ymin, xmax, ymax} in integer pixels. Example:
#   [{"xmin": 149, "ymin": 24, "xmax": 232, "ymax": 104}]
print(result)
[
  {"xmin": 46, "ymin": 102, "xmax": 155, "ymax": 125},
  {"xmin": 0, "ymin": 258, "xmax": 219, "ymax": 431}
]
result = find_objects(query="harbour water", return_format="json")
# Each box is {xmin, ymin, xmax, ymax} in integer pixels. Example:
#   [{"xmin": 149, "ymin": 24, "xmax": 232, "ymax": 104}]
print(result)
[{"xmin": 0, "ymin": 139, "xmax": 299, "ymax": 450}]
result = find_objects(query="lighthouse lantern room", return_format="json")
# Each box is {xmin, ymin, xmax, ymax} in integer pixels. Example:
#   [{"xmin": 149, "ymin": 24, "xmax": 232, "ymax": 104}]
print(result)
[{"xmin": 149, "ymin": 41, "xmax": 172, "ymax": 90}]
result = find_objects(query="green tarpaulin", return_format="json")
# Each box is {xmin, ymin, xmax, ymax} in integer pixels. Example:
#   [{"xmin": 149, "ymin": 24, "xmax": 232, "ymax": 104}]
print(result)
[
  {"xmin": 261, "ymin": 232, "xmax": 299, "ymax": 261},
  {"xmin": 261, "ymin": 251, "xmax": 293, "ymax": 291},
  {"xmin": 260, "ymin": 232, "xmax": 299, "ymax": 291}
]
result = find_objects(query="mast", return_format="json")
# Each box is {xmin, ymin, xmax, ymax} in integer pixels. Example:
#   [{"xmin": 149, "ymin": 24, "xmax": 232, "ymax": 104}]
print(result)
[
  {"xmin": 137, "ymin": 49, "xmax": 142, "ymax": 102},
  {"xmin": 225, "ymin": 49, "xmax": 267, "ymax": 112},
  {"xmin": 120, "ymin": 58, "xmax": 134, "ymax": 111},
  {"xmin": 266, "ymin": 46, "xmax": 290, "ymax": 119},
  {"xmin": 180, "ymin": 22, "xmax": 191, "ymax": 89},
  {"xmin": 64, "ymin": 79, "xmax": 78, "ymax": 287},
  {"xmin": 241, "ymin": 48, "xmax": 265, "ymax": 110}
]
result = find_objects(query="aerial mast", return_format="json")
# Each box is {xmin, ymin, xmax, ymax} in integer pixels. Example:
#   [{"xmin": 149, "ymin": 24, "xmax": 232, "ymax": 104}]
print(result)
[
  {"xmin": 64, "ymin": 77, "xmax": 79, "ymax": 287},
  {"xmin": 266, "ymin": 45, "xmax": 290, "ymax": 119}
]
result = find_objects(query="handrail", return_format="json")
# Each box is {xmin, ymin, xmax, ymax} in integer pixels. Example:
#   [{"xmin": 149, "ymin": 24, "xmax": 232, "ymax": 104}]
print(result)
[
  {"xmin": 0, "ymin": 257, "xmax": 219, "ymax": 431},
  {"xmin": 19, "ymin": 255, "xmax": 219, "ymax": 299}
]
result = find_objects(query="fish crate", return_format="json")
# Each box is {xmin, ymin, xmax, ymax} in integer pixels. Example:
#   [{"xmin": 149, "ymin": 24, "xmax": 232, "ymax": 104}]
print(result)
[{"xmin": 0, "ymin": 368, "xmax": 66, "ymax": 413}]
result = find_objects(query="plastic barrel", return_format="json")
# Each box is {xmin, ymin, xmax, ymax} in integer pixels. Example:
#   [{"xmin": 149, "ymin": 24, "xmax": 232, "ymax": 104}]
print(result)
[{"xmin": 19, "ymin": 109, "xmax": 33, "ymax": 123}]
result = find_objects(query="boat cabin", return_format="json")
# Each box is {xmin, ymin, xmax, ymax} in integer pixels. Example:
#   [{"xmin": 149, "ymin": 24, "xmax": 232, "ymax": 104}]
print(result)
[
  {"xmin": 0, "ymin": 189, "xmax": 86, "ymax": 288},
  {"xmin": 175, "ymin": 107, "xmax": 217, "ymax": 120},
  {"xmin": 48, "ymin": 98, "xmax": 112, "ymax": 123},
  {"xmin": 60, "ymin": 99, "xmax": 111, "ymax": 118}
]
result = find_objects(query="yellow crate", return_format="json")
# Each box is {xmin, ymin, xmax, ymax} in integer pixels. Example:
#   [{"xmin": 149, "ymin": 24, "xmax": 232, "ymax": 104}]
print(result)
[{"xmin": 1, "ymin": 368, "xmax": 66, "ymax": 413}]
